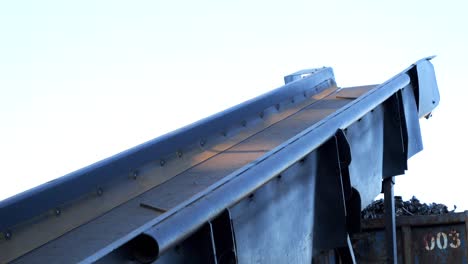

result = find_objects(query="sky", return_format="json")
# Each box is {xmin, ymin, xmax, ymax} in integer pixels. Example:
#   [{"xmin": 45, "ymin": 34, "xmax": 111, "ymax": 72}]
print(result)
[{"xmin": 1, "ymin": 1, "xmax": 467, "ymax": 211}]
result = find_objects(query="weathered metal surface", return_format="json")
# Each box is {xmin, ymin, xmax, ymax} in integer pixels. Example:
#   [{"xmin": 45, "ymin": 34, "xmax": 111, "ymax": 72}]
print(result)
[
  {"xmin": 228, "ymin": 147, "xmax": 318, "ymax": 263},
  {"xmin": 353, "ymin": 211, "xmax": 468, "ymax": 263},
  {"xmin": 383, "ymin": 177, "xmax": 397, "ymax": 264},
  {"xmin": 0, "ymin": 58, "xmax": 439, "ymax": 263}
]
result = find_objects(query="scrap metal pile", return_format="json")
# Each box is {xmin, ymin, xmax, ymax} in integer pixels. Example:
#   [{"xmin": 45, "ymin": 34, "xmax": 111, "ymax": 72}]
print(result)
[{"xmin": 362, "ymin": 196, "xmax": 455, "ymax": 219}]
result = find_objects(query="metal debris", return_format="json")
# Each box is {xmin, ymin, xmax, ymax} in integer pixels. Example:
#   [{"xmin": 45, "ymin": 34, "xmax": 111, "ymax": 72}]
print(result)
[{"xmin": 362, "ymin": 196, "xmax": 456, "ymax": 219}]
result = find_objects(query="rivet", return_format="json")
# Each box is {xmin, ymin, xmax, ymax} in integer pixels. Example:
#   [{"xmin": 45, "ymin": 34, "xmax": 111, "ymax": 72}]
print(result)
[
  {"xmin": 132, "ymin": 170, "xmax": 138, "ymax": 179},
  {"xmin": 160, "ymin": 159, "xmax": 166, "ymax": 167},
  {"xmin": 4, "ymin": 231, "xmax": 12, "ymax": 240},
  {"xmin": 303, "ymin": 91, "xmax": 307, "ymax": 97},
  {"xmin": 55, "ymin": 208, "xmax": 61, "ymax": 216},
  {"xmin": 97, "ymin": 188, "xmax": 103, "ymax": 196},
  {"xmin": 259, "ymin": 112, "xmax": 264, "ymax": 119},
  {"xmin": 200, "ymin": 139, "xmax": 206, "ymax": 147},
  {"xmin": 176, "ymin": 150, "xmax": 183, "ymax": 158},
  {"xmin": 241, "ymin": 120, "xmax": 247, "ymax": 127},
  {"xmin": 432, "ymin": 100, "xmax": 436, "ymax": 104},
  {"xmin": 222, "ymin": 130, "xmax": 227, "ymax": 137},
  {"xmin": 275, "ymin": 104, "xmax": 280, "ymax": 111}
]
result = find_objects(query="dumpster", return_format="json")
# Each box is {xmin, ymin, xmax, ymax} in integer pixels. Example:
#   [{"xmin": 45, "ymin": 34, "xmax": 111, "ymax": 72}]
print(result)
[{"xmin": 353, "ymin": 211, "xmax": 468, "ymax": 263}]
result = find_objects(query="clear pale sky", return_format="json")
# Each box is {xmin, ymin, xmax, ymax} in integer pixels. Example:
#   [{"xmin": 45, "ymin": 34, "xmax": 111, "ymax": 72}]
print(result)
[{"xmin": 1, "ymin": 1, "xmax": 467, "ymax": 210}]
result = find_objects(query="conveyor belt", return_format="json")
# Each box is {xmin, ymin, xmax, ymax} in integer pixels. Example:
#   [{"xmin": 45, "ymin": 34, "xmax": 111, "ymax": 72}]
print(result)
[{"xmin": 0, "ymin": 58, "xmax": 439, "ymax": 263}]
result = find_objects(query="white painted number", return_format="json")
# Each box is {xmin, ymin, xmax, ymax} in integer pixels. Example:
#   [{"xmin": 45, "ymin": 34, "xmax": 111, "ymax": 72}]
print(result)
[
  {"xmin": 424, "ymin": 234, "xmax": 435, "ymax": 250},
  {"xmin": 449, "ymin": 230, "xmax": 461, "ymax": 249},
  {"xmin": 424, "ymin": 231, "xmax": 461, "ymax": 251},
  {"xmin": 436, "ymin": 232, "xmax": 447, "ymax": 249}
]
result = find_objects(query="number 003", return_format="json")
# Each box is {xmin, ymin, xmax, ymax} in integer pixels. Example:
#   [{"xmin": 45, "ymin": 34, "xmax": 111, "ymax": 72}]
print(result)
[{"xmin": 424, "ymin": 231, "xmax": 461, "ymax": 251}]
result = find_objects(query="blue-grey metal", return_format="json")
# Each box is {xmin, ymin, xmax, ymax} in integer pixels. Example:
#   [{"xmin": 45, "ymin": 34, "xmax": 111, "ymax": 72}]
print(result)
[
  {"xmin": 137, "ymin": 71, "xmax": 416, "ymax": 261},
  {"xmin": 384, "ymin": 177, "xmax": 397, "ymax": 264},
  {"xmin": 0, "ymin": 58, "xmax": 439, "ymax": 263},
  {"xmin": 0, "ymin": 68, "xmax": 334, "ymax": 233}
]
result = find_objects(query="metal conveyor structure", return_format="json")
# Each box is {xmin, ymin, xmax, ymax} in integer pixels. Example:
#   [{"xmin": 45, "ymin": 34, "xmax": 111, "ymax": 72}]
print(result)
[{"xmin": 0, "ymin": 57, "xmax": 440, "ymax": 263}]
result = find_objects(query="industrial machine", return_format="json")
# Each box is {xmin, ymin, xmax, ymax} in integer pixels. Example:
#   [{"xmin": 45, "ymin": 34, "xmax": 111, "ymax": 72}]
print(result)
[{"xmin": 0, "ymin": 57, "xmax": 440, "ymax": 263}]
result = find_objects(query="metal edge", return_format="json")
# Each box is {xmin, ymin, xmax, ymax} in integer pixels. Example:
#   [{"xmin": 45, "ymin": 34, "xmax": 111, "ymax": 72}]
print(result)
[{"xmin": 361, "ymin": 211, "xmax": 468, "ymax": 230}]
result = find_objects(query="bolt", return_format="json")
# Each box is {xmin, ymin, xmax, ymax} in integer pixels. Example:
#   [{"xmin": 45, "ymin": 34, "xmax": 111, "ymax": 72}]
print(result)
[
  {"xmin": 199, "ymin": 139, "xmax": 206, "ymax": 147},
  {"xmin": 132, "ymin": 170, "xmax": 138, "ymax": 179},
  {"xmin": 275, "ymin": 104, "xmax": 280, "ymax": 111},
  {"xmin": 241, "ymin": 120, "xmax": 247, "ymax": 127},
  {"xmin": 97, "ymin": 188, "xmax": 103, "ymax": 196},
  {"xmin": 291, "ymin": 98, "xmax": 295, "ymax": 103},
  {"xmin": 259, "ymin": 112, "xmax": 264, "ymax": 119},
  {"xmin": 4, "ymin": 231, "xmax": 12, "ymax": 240},
  {"xmin": 303, "ymin": 91, "xmax": 307, "ymax": 97},
  {"xmin": 432, "ymin": 100, "xmax": 436, "ymax": 104},
  {"xmin": 55, "ymin": 208, "xmax": 61, "ymax": 216},
  {"xmin": 160, "ymin": 159, "xmax": 165, "ymax": 167},
  {"xmin": 176, "ymin": 150, "xmax": 183, "ymax": 158}
]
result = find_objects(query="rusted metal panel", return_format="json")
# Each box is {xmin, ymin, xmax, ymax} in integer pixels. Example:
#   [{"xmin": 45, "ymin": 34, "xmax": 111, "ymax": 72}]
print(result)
[
  {"xmin": 411, "ymin": 223, "xmax": 466, "ymax": 263},
  {"xmin": 352, "ymin": 211, "xmax": 468, "ymax": 264},
  {"xmin": 402, "ymin": 225, "xmax": 412, "ymax": 263},
  {"xmin": 352, "ymin": 229, "xmax": 404, "ymax": 263}
]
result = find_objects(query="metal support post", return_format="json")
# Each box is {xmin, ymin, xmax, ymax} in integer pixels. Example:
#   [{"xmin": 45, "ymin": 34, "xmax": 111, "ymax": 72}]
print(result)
[{"xmin": 383, "ymin": 176, "xmax": 397, "ymax": 264}]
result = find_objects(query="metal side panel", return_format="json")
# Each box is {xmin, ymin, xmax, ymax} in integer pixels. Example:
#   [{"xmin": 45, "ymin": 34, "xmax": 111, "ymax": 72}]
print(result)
[{"xmin": 229, "ymin": 149, "xmax": 318, "ymax": 264}]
